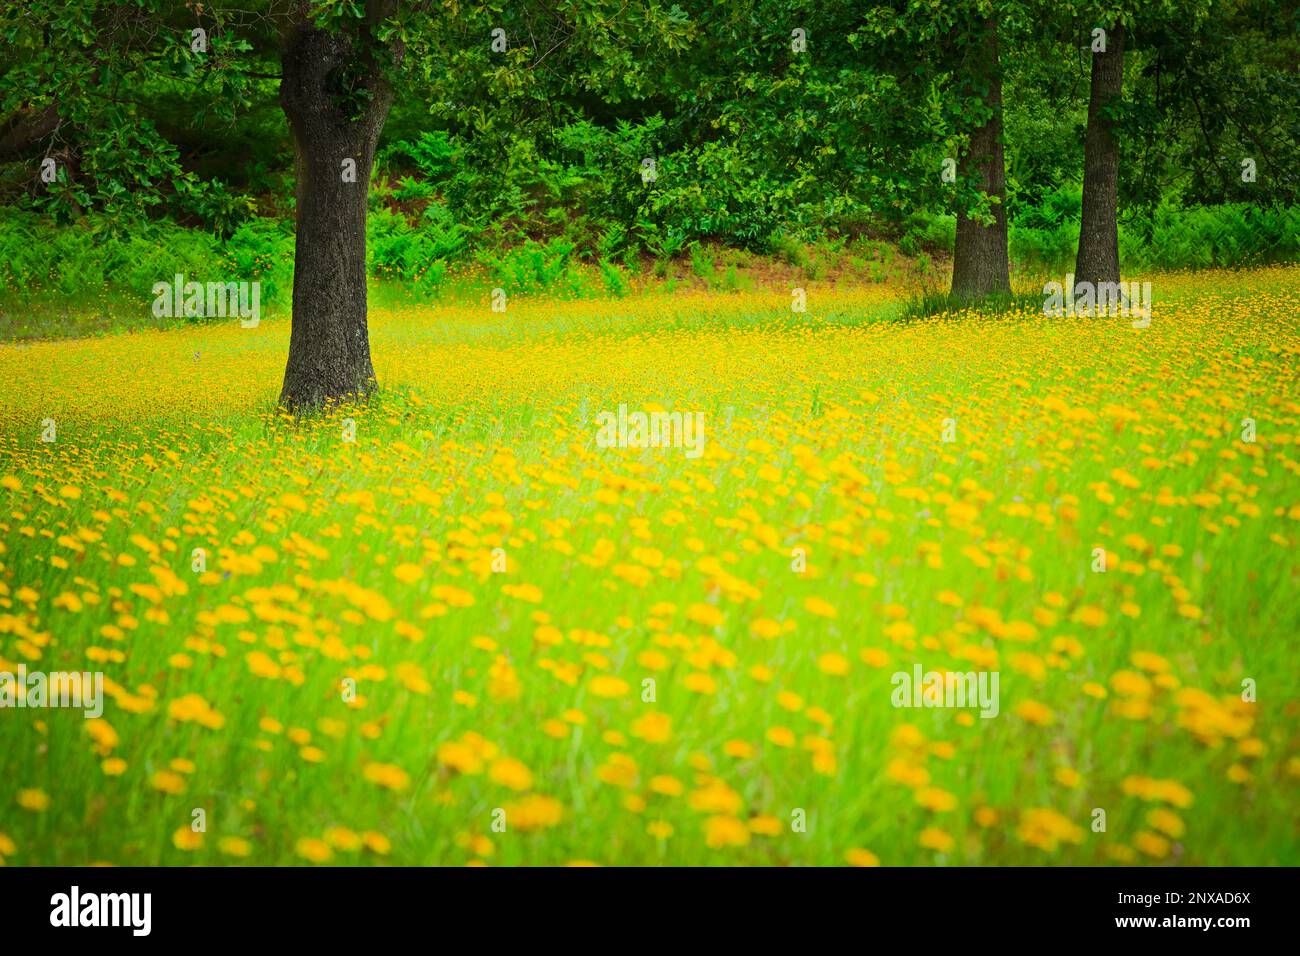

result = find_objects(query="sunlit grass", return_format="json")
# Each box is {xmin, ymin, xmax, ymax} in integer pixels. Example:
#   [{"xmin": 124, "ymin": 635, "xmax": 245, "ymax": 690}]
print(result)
[{"xmin": 0, "ymin": 265, "xmax": 1297, "ymax": 865}]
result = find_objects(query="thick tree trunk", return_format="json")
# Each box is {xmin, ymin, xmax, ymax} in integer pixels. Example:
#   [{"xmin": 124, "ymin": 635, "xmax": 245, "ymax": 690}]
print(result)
[
  {"xmin": 951, "ymin": 18, "xmax": 1011, "ymax": 302},
  {"xmin": 1075, "ymin": 24, "xmax": 1126, "ymax": 291},
  {"xmin": 278, "ymin": 24, "xmax": 392, "ymax": 413}
]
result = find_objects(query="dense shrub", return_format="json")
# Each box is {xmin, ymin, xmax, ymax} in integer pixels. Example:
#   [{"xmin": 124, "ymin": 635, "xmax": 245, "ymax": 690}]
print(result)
[
  {"xmin": 2, "ymin": 197, "xmax": 1295, "ymax": 312},
  {"xmin": 1123, "ymin": 203, "xmax": 1300, "ymax": 269}
]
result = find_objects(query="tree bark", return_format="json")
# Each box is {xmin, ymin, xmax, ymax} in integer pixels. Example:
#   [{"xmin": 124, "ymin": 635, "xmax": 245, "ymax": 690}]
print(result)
[
  {"xmin": 950, "ymin": 17, "xmax": 1011, "ymax": 302},
  {"xmin": 278, "ymin": 22, "xmax": 393, "ymax": 413},
  {"xmin": 0, "ymin": 104, "xmax": 60, "ymax": 161},
  {"xmin": 1075, "ymin": 24, "xmax": 1126, "ymax": 291}
]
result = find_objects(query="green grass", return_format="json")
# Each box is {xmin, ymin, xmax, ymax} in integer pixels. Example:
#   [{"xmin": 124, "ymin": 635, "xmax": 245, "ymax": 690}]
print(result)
[{"xmin": 0, "ymin": 267, "xmax": 1297, "ymax": 867}]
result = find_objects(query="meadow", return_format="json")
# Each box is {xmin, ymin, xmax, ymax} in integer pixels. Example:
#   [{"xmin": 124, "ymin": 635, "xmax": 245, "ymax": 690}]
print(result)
[{"xmin": 0, "ymin": 266, "xmax": 1297, "ymax": 866}]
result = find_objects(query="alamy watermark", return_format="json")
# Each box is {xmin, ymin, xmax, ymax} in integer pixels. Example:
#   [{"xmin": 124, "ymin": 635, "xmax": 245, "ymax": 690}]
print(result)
[
  {"xmin": 1043, "ymin": 273, "xmax": 1151, "ymax": 328},
  {"xmin": 595, "ymin": 404, "xmax": 705, "ymax": 459},
  {"xmin": 891, "ymin": 664, "xmax": 999, "ymax": 718},
  {"xmin": 151, "ymin": 274, "xmax": 260, "ymax": 327},
  {"xmin": 50, "ymin": 886, "xmax": 150, "ymax": 936},
  {"xmin": 0, "ymin": 665, "xmax": 104, "ymax": 718}
]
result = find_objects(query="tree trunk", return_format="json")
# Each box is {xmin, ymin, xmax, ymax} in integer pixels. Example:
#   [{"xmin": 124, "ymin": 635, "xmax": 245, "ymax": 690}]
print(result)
[
  {"xmin": 0, "ymin": 104, "xmax": 60, "ymax": 161},
  {"xmin": 950, "ymin": 18, "xmax": 1011, "ymax": 302},
  {"xmin": 278, "ymin": 24, "xmax": 393, "ymax": 413},
  {"xmin": 1075, "ymin": 24, "xmax": 1126, "ymax": 291}
]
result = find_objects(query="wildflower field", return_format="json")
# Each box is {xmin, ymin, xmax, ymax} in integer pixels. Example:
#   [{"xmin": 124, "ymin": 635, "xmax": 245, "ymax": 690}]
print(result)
[{"xmin": 1, "ymin": 266, "xmax": 1298, "ymax": 867}]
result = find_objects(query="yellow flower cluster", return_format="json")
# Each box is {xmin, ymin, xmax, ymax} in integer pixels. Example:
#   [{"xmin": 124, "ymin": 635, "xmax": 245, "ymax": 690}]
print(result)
[{"xmin": 0, "ymin": 267, "xmax": 1297, "ymax": 864}]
